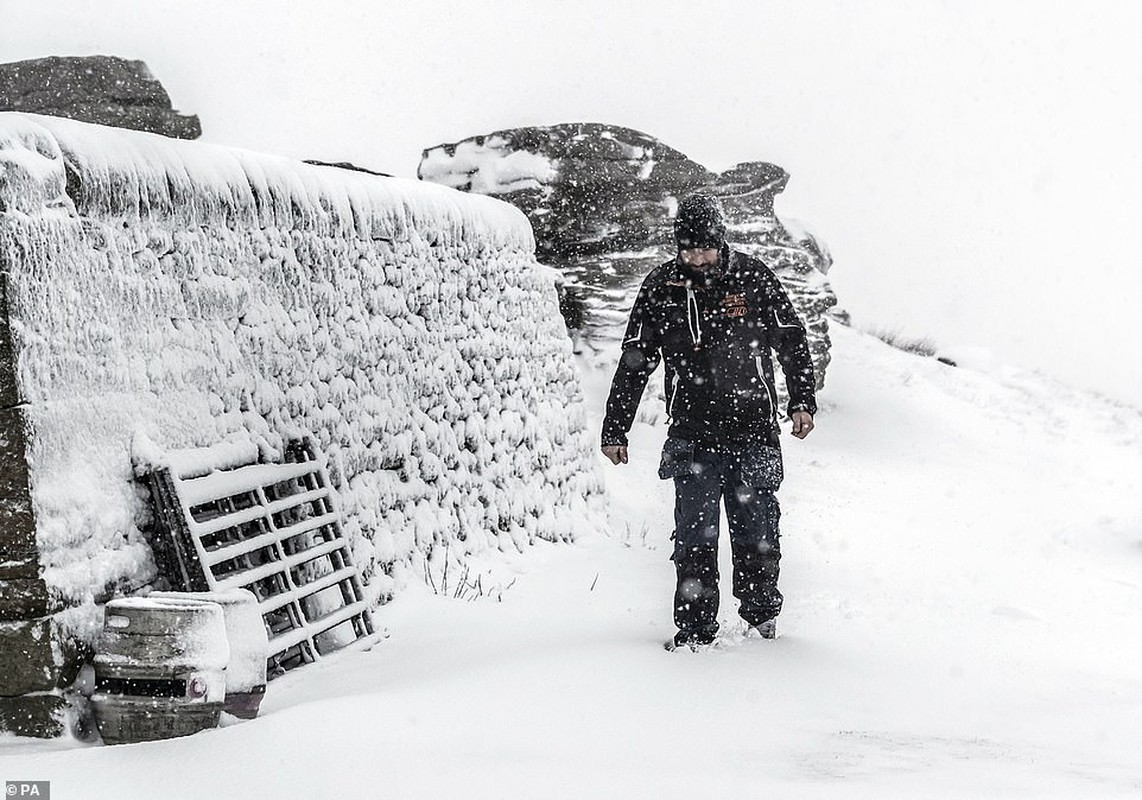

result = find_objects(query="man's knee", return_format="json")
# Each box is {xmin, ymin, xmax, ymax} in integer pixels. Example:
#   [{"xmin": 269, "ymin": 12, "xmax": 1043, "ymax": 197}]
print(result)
[
  {"xmin": 732, "ymin": 537, "xmax": 781, "ymax": 569},
  {"xmin": 673, "ymin": 519, "xmax": 720, "ymax": 548},
  {"xmin": 673, "ymin": 543, "xmax": 719, "ymax": 603},
  {"xmin": 728, "ymin": 489, "xmax": 780, "ymax": 545},
  {"xmin": 673, "ymin": 478, "xmax": 722, "ymax": 547},
  {"xmin": 672, "ymin": 542, "xmax": 718, "ymax": 569}
]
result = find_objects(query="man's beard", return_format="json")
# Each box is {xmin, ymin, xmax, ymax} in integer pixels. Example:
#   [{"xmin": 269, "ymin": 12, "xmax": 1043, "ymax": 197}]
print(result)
[{"xmin": 679, "ymin": 255, "xmax": 721, "ymax": 287}]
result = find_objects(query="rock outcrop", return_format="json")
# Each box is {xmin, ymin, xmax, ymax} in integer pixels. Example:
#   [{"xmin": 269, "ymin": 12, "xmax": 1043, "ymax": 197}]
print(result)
[
  {"xmin": 0, "ymin": 56, "xmax": 200, "ymax": 139},
  {"xmin": 419, "ymin": 122, "xmax": 839, "ymax": 391}
]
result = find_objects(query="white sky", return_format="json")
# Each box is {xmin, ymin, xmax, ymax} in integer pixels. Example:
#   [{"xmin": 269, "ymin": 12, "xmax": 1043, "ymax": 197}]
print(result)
[{"xmin": 5, "ymin": 0, "xmax": 1142, "ymax": 405}]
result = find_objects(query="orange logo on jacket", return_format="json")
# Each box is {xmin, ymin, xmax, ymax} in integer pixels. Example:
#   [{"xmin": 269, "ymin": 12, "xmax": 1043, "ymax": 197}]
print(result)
[{"xmin": 723, "ymin": 294, "xmax": 747, "ymax": 318}]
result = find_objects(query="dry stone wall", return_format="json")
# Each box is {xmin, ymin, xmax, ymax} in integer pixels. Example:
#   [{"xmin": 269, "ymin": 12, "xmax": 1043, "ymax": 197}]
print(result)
[{"xmin": 0, "ymin": 113, "xmax": 605, "ymax": 735}]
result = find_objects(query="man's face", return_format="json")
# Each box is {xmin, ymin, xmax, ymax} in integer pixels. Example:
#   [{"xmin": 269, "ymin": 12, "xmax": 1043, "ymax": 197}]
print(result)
[{"xmin": 679, "ymin": 248, "xmax": 720, "ymax": 269}]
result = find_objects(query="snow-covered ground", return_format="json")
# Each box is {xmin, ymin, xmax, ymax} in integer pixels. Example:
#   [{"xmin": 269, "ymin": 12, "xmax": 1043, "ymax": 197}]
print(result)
[{"xmin": 4, "ymin": 323, "xmax": 1142, "ymax": 798}]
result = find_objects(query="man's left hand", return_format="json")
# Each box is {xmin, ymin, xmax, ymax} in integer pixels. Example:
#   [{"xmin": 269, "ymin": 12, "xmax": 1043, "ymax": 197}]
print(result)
[{"xmin": 790, "ymin": 411, "xmax": 815, "ymax": 439}]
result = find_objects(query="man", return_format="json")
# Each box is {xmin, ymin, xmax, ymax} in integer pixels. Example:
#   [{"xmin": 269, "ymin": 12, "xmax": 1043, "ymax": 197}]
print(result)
[{"xmin": 601, "ymin": 193, "xmax": 817, "ymax": 650}]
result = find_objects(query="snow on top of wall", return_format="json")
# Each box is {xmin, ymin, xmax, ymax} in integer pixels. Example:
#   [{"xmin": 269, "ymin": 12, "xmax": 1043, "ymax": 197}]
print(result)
[
  {"xmin": 0, "ymin": 117, "xmax": 76, "ymax": 217},
  {"xmin": 0, "ymin": 112, "xmax": 534, "ymax": 252}
]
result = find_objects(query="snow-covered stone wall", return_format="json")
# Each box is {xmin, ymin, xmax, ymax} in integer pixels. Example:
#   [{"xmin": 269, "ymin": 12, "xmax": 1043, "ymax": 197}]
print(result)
[{"xmin": 0, "ymin": 113, "xmax": 605, "ymax": 614}]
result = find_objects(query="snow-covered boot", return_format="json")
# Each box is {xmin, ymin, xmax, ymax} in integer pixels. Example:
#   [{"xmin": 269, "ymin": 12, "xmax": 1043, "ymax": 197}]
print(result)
[
  {"xmin": 751, "ymin": 618, "xmax": 777, "ymax": 639},
  {"xmin": 663, "ymin": 627, "xmax": 718, "ymax": 652}
]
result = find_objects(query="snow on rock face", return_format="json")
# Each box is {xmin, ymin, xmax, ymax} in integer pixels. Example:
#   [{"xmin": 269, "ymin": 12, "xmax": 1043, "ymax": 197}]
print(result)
[
  {"xmin": 0, "ymin": 113, "xmax": 606, "ymax": 618},
  {"xmin": 420, "ymin": 137, "xmax": 557, "ymax": 195}
]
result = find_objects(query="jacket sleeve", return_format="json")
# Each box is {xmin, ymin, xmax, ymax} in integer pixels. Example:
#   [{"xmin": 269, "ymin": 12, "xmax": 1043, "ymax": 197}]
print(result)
[
  {"xmin": 602, "ymin": 281, "xmax": 662, "ymax": 447},
  {"xmin": 764, "ymin": 272, "xmax": 818, "ymax": 417}
]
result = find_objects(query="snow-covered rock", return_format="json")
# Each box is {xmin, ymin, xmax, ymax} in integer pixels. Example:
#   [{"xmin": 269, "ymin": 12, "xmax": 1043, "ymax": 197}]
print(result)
[
  {"xmin": 0, "ymin": 113, "xmax": 606, "ymax": 623},
  {"xmin": 419, "ymin": 122, "xmax": 839, "ymax": 393}
]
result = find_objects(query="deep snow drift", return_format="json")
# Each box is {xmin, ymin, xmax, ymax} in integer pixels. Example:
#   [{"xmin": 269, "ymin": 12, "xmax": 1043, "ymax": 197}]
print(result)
[{"xmin": 3, "ymin": 323, "xmax": 1141, "ymax": 798}]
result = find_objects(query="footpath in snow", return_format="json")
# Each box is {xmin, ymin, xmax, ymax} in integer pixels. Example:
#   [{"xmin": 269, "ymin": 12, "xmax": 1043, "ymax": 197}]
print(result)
[{"xmin": 3, "ymin": 324, "xmax": 1142, "ymax": 798}]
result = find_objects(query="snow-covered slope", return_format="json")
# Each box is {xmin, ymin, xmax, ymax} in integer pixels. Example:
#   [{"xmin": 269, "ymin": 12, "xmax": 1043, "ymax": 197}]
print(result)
[{"xmin": 3, "ymin": 325, "xmax": 1141, "ymax": 797}]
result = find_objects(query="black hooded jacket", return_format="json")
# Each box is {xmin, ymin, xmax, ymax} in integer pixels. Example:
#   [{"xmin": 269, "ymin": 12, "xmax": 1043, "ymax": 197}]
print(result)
[{"xmin": 602, "ymin": 246, "xmax": 817, "ymax": 450}]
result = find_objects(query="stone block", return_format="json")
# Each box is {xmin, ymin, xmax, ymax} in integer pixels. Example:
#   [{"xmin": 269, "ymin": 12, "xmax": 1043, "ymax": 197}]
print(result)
[
  {"xmin": 0, "ymin": 404, "xmax": 37, "ymax": 568},
  {"xmin": 0, "ymin": 552, "xmax": 39, "ymax": 580},
  {"xmin": 0, "ymin": 617, "xmax": 80, "ymax": 695},
  {"xmin": 0, "ymin": 272, "xmax": 18, "ymax": 408},
  {"xmin": 0, "ymin": 578, "xmax": 60, "ymax": 620},
  {"xmin": 0, "ymin": 693, "xmax": 66, "ymax": 738}
]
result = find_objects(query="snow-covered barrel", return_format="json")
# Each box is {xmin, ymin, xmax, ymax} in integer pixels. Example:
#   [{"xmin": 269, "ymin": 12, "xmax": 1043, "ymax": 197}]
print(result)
[
  {"xmin": 153, "ymin": 590, "xmax": 269, "ymax": 719},
  {"xmin": 91, "ymin": 597, "xmax": 230, "ymax": 744}
]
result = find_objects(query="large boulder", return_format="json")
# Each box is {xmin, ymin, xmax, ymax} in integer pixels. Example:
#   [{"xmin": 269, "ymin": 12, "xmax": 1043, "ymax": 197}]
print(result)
[
  {"xmin": 419, "ymin": 122, "xmax": 840, "ymax": 392},
  {"xmin": 0, "ymin": 56, "xmax": 200, "ymax": 139}
]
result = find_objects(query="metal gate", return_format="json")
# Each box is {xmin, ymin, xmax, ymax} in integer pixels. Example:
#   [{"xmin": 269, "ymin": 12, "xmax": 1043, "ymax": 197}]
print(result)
[{"xmin": 145, "ymin": 438, "xmax": 376, "ymax": 677}]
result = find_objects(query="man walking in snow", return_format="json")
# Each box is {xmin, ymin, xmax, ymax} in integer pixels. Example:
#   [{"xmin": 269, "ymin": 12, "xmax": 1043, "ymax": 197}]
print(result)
[{"xmin": 601, "ymin": 193, "xmax": 817, "ymax": 650}]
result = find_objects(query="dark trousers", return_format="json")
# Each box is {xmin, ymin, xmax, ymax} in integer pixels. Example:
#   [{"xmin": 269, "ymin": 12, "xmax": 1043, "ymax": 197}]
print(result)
[{"xmin": 671, "ymin": 446, "xmax": 782, "ymax": 638}]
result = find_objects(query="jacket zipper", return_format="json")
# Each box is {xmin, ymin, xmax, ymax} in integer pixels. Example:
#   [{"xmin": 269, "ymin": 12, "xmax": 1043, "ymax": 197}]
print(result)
[
  {"xmin": 685, "ymin": 288, "xmax": 702, "ymax": 347},
  {"xmin": 667, "ymin": 372, "xmax": 681, "ymax": 418},
  {"xmin": 755, "ymin": 355, "xmax": 777, "ymax": 423}
]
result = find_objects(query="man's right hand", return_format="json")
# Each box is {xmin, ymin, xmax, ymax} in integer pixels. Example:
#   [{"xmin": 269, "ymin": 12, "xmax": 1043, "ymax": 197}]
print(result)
[{"xmin": 601, "ymin": 445, "xmax": 629, "ymax": 465}]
